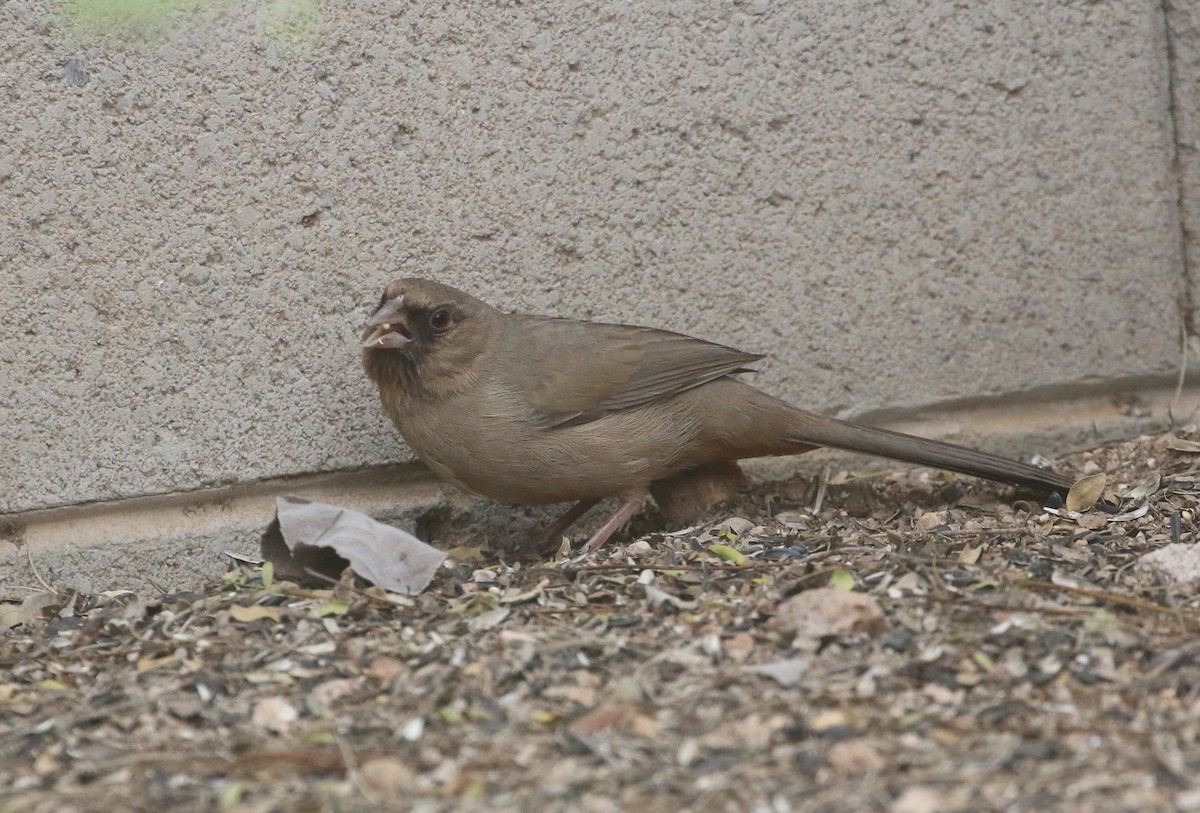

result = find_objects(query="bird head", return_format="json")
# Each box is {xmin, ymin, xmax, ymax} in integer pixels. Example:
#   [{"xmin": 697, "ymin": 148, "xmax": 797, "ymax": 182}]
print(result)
[{"xmin": 361, "ymin": 278, "xmax": 495, "ymax": 394}]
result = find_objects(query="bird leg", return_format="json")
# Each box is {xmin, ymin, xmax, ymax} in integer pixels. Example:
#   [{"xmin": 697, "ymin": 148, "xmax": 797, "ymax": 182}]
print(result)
[
  {"xmin": 540, "ymin": 499, "xmax": 599, "ymax": 550},
  {"xmin": 583, "ymin": 498, "xmax": 645, "ymax": 553}
]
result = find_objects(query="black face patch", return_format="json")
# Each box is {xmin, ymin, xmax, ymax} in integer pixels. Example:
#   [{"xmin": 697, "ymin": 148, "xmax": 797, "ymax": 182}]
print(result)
[{"xmin": 407, "ymin": 304, "xmax": 457, "ymax": 343}]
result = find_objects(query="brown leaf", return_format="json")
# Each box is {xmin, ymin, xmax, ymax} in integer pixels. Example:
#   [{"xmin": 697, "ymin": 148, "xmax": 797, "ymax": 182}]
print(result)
[
  {"xmin": 1162, "ymin": 436, "xmax": 1200, "ymax": 453},
  {"xmin": 722, "ymin": 632, "xmax": 755, "ymax": 662},
  {"xmin": 363, "ymin": 657, "xmax": 406, "ymax": 684},
  {"xmin": 1065, "ymin": 473, "xmax": 1106, "ymax": 513},
  {"xmin": 827, "ymin": 739, "xmax": 886, "ymax": 774},
  {"xmin": 1075, "ymin": 511, "xmax": 1109, "ymax": 531},
  {"xmin": 768, "ymin": 588, "xmax": 890, "ymax": 639},
  {"xmin": 568, "ymin": 702, "xmax": 641, "ymax": 735},
  {"xmin": 957, "ymin": 544, "xmax": 982, "ymax": 565},
  {"xmin": 359, "ymin": 757, "xmax": 418, "ymax": 800},
  {"xmin": 700, "ymin": 714, "xmax": 788, "ymax": 749}
]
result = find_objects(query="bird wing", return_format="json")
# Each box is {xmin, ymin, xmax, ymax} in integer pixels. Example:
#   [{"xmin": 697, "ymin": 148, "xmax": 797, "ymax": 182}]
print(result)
[{"xmin": 500, "ymin": 315, "xmax": 764, "ymax": 429}]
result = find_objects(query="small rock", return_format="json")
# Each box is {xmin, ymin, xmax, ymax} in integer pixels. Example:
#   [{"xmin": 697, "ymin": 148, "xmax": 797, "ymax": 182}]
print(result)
[
  {"xmin": 890, "ymin": 785, "xmax": 944, "ymax": 813},
  {"xmin": 827, "ymin": 739, "xmax": 886, "ymax": 774},
  {"xmin": 1138, "ymin": 544, "xmax": 1200, "ymax": 584},
  {"xmin": 914, "ymin": 511, "xmax": 950, "ymax": 532},
  {"xmin": 722, "ymin": 632, "xmax": 755, "ymax": 662},
  {"xmin": 251, "ymin": 696, "xmax": 298, "ymax": 733},
  {"xmin": 64, "ymin": 57, "xmax": 88, "ymax": 87},
  {"xmin": 626, "ymin": 539, "xmax": 653, "ymax": 555}
]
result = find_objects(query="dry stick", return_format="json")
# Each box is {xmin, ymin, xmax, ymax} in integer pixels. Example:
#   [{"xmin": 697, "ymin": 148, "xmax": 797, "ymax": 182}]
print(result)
[
  {"xmin": 1171, "ymin": 319, "xmax": 1189, "ymax": 424},
  {"xmin": 334, "ymin": 730, "xmax": 379, "ymax": 805},
  {"xmin": 911, "ymin": 592, "xmax": 1095, "ymax": 618},
  {"xmin": 1018, "ymin": 578, "xmax": 1200, "ymax": 625},
  {"xmin": 299, "ymin": 567, "xmax": 382, "ymax": 601},
  {"xmin": 811, "ymin": 464, "xmax": 830, "ymax": 514},
  {"xmin": 25, "ymin": 546, "xmax": 58, "ymax": 595},
  {"xmin": 570, "ymin": 561, "xmax": 794, "ymax": 574},
  {"xmin": 568, "ymin": 544, "xmax": 877, "ymax": 575},
  {"xmin": 527, "ymin": 604, "xmax": 621, "ymax": 615},
  {"xmin": 118, "ymin": 748, "xmax": 348, "ymax": 775}
]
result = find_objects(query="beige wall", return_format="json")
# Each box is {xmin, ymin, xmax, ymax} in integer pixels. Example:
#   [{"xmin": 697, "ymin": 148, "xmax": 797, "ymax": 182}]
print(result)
[{"xmin": 1, "ymin": 0, "xmax": 1195, "ymax": 588}]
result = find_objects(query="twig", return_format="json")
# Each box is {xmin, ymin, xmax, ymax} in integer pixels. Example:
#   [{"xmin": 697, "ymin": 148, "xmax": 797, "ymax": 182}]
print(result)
[
  {"xmin": 527, "ymin": 604, "xmax": 620, "ymax": 615},
  {"xmin": 1171, "ymin": 319, "xmax": 1189, "ymax": 424},
  {"xmin": 114, "ymin": 748, "xmax": 347, "ymax": 775},
  {"xmin": 1019, "ymin": 578, "xmax": 1200, "ymax": 626},
  {"xmin": 26, "ymin": 546, "xmax": 58, "ymax": 595},
  {"xmin": 910, "ymin": 592, "xmax": 1093, "ymax": 618},
  {"xmin": 811, "ymin": 464, "xmax": 830, "ymax": 514},
  {"xmin": 334, "ymin": 729, "xmax": 378, "ymax": 804},
  {"xmin": 571, "ymin": 559, "xmax": 806, "ymax": 574}
]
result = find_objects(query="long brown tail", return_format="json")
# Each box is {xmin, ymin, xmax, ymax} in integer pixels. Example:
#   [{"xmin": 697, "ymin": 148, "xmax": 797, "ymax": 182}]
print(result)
[{"xmin": 790, "ymin": 414, "xmax": 1074, "ymax": 495}]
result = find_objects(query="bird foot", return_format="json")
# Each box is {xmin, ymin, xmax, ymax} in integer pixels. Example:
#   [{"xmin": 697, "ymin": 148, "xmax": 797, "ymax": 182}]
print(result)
[{"xmin": 582, "ymin": 498, "xmax": 644, "ymax": 553}]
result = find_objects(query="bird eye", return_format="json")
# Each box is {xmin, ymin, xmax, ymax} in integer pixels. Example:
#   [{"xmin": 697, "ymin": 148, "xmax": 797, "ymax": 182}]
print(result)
[{"xmin": 429, "ymin": 309, "xmax": 452, "ymax": 331}]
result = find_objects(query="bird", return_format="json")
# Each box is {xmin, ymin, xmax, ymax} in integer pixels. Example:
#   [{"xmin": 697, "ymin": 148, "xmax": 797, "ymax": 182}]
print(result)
[{"xmin": 361, "ymin": 278, "xmax": 1074, "ymax": 553}]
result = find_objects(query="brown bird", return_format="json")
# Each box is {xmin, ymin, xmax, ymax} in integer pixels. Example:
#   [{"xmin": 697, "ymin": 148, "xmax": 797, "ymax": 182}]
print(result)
[{"xmin": 362, "ymin": 279, "xmax": 1073, "ymax": 552}]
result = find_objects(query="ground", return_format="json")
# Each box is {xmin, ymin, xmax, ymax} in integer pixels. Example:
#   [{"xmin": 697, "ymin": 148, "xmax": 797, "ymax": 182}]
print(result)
[{"xmin": 3, "ymin": 431, "xmax": 1200, "ymax": 813}]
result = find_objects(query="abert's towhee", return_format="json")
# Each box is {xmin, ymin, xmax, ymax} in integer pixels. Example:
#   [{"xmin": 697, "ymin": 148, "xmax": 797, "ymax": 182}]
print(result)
[{"xmin": 362, "ymin": 278, "xmax": 1073, "ymax": 552}]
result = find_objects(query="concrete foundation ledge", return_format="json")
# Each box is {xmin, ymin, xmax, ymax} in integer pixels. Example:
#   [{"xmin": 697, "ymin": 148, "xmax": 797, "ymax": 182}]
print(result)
[{"xmin": 4, "ymin": 379, "xmax": 1196, "ymax": 594}]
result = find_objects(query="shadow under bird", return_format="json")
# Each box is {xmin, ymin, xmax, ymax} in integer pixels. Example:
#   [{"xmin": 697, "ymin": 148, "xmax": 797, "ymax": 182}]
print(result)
[{"xmin": 361, "ymin": 278, "xmax": 1073, "ymax": 552}]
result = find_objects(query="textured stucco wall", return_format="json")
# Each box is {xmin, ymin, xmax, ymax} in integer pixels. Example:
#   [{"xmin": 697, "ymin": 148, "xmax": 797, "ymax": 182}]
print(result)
[{"xmin": 1, "ymin": 0, "xmax": 1186, "ymax": 517}]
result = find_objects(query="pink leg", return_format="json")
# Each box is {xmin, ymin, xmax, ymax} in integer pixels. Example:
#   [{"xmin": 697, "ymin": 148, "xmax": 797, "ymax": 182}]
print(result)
[
  {"xmin": 583, "ymin": 498, "xmax": 644, "ymax": 553},
  {"xmin": 541, "ymin": 499, "xmax": 600, "ymax": 550}
]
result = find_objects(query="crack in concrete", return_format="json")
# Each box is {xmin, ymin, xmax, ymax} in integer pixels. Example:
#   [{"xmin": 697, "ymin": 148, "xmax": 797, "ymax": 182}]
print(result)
[{"xmin": 1163, "ymin": 0, "xmax": 1196, "ymax": 332}]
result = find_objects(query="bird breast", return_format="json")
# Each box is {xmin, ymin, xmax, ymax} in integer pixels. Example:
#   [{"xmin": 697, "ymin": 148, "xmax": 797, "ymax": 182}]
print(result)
[{"xmin": 393, "ymin": 382, "xmax": 703, "ymax": 505}]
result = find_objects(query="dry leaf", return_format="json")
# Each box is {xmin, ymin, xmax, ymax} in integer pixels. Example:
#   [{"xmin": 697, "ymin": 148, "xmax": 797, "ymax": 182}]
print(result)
[
  {"xmin": 0, "ymin": 602, "xmax": 24, "ymax": 629},
  {"xmin": 1162, "ymin": 436, "xmax": 1200, "ymax": 453},
  {"xmin": 722, "ymin": 632, "xmax": 755, "ymax": 662},
  {"xmin": 569, "ymin": 702, "xmax": 644, "ymax": 735},
  {"xmin": 467, "ymin": 608, "xmax": 510, "ymax": 632},
  {"xmin": 308, "ymin": 678, "xmax": 357, "ymax": 713},
  {"xmin": 262, "ymin": 496, "xmax": 446, "ymax": 594},
  {"xmin": 1110, "ymin": 505, "xmax": 1150, "ymax": 522},
  {"xmin": 768, "ymin": 588, "xmax": 889, "ymax": 639},
  {"xmin": 1, "ymin": 593, "xmax": 62, "ymax": 628},
  {"xmin": 228, "ymin": 604, "xmax": 283, "ymax": 623},
  {"xmin": 958, "ymin": 544, "xmax": 982, "ymax": 565},
  {"xmin": 700, "ymin": 714, "xmax": 787, "ymax": 749},
  {"xmin": 1075, "ymin": 511, "xmax": 1109, "ymax": 531},
  {"xmin": 914, "ymin": 511, "xmax": 950, "ymax": 532},
  {"xmin": 828, "ymin": 739, "xmax": 886, "ymax": 774},
  {"xmin": 1065, "ymin": 473, "xmax": 1106, "ymax": 513},
  {"xmin": 359, "ymin": 757, "xmax": 417, "ymax": 799},
  {"xmin": 1119, "ymin": 473, "xmax": 1161, "ymax": 501},
  {"xmin": 744, "ymin": 657, "xmax": 811, "ymax": 687},
  {"xmin": 364, "ymin": 657, "xmax": 405, "ymax": 684}
]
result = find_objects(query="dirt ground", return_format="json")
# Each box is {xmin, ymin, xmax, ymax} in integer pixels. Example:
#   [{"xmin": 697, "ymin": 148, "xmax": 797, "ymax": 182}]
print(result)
[{"xmin": 3, "ymin": 430, "xmax": 1200, "ymax": 813}]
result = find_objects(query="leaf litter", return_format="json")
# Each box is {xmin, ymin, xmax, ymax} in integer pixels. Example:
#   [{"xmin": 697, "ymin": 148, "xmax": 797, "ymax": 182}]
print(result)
[{"xmin": 3, "ymin": 430, "xmax": 1200, "ymax": 812}]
